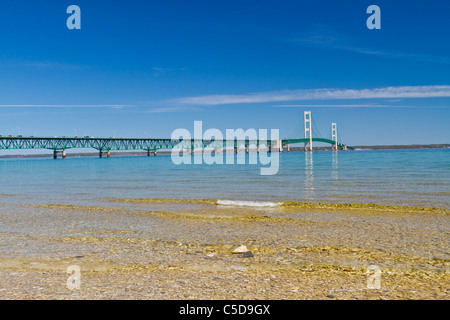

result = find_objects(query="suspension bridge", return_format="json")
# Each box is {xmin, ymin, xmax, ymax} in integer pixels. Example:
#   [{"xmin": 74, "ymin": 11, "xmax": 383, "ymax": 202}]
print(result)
[{"xmin": 0, "ymin": 111, "xmax": 353, "ymax": 159}]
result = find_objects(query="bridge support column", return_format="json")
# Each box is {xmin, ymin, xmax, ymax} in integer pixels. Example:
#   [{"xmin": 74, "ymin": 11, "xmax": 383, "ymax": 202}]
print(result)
[
  {"xmin": 53, "ymin": 150, "xmax": 58, "ymax": 159},
  {"xmin": 147, "ymin": 150, "xmax": 151, "ymax": 156},
  {"xmin": 331, "ymin": 123, "xmax": 338, "ymax": 151},
  {"xmin": 99, "ymin": 149, "xmax": 103, "ymax": 158},
  {"xmin": 277, "ymin": 139, "xmax": 283, "ymax": 152},
  {"xmin": 304, "ymin": 111, "xmax": 313, "ymax": 152},
  {"xmin": 62, "ymin": 150, "xmax": 66, "ymax": 159},
  {"xmin": 287, "ymin": 144, "xmax": 290, "ymax": 152},
  {"xmin": 107, "ymin": 151, "xmax": 111, "ymax": 158}
]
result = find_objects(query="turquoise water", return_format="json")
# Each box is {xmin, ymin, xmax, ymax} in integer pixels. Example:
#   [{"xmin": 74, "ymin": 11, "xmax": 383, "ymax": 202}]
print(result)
[{"xmin": 0, "ymin": 149, "xmax": 449, "ymax": 209}]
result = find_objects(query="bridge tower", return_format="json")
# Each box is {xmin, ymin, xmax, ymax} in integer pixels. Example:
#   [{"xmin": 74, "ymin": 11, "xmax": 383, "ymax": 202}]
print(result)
[
  {"xmin": 331, "ymin": 122, "xmax": 338, "ymax": 151},
  {"xmin": 304, "ymin": 111, "xmax": 312, "ymax": 151}
]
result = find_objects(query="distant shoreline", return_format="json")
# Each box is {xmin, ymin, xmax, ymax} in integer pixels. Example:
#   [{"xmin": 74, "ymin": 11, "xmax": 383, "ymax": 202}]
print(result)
[
  {"xmin": 343, "ymin": 144, "xmax": 450, "ymax": 150},
  {"xmin": 0, "ymin": 144, "xmax": 448, "ymax": 159}
]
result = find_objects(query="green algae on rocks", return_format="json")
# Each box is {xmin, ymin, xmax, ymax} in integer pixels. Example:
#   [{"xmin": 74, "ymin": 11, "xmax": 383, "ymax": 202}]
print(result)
[
  {"xmin": 281, "ymin": 201, "xmax": 449, "ymax": 214},
  {"xmin": 101, "ymin": 198, "xmax": 218, "ymax": 205}
]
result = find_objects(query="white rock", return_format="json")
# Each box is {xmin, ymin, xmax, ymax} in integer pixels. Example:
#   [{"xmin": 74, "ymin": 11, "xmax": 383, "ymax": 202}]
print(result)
[{"xmin": 232, "ymin": 245, "xmax": 248, "ymax": 254}]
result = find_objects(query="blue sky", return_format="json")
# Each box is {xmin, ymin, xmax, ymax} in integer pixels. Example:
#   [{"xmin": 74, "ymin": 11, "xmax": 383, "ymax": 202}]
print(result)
[{"xmin": 0, "ymin": 0, "xmax": 449, "ymax": 146}]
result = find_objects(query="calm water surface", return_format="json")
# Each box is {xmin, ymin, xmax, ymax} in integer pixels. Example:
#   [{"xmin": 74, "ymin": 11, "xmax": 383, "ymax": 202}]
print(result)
[{"xmin": 0, "ymin": 149, "xmax": 449, "ymax": 209}]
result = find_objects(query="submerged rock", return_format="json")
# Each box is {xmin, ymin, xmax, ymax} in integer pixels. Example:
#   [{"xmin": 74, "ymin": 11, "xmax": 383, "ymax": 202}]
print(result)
[
  {"xmin": 239, "ymin": 251, "xmax": 254, "ymax": 258},
  {"xmin": 230, "ymin": 265, "xmax": 247, "ymax": 271}
]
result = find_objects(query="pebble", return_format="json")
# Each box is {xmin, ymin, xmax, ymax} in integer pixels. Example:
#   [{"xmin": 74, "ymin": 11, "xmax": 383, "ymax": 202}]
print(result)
[{"xmin": 232, "ymin": 245, "xmax": 248, "ymax": 254}]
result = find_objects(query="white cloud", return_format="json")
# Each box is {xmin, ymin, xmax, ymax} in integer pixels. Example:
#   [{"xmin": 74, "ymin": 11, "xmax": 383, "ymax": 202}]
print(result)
[{"xmin": 173, "ymin": 85, "xmax": 450, "ymax": 106}]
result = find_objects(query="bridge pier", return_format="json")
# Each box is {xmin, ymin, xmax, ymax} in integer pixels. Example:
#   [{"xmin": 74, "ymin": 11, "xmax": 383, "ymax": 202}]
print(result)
[
  {"xmin": 98, "ymin": 150, "xmax": 111, "ymax": 158},
  {"xmin": 96, "ymin": 150, "xmax": 111, "ymax": 158},
  {"xmin": 304, "ymin": 142, "xmax": 312, "ymax": 152},
  {"xmin": 53, "ymin": 150, "xmax": 67, "ymax": 159},
  {"xmin": 277, "ymin": 139, "xmax": 283, "ymax": 152}
]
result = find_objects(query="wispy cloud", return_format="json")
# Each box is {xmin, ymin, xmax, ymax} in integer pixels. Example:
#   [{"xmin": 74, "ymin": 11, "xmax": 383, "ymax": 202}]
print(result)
[
  {"xmin": 18, "ymin": 61, "xmax": 88, "ymax": 70},
  {"xmin": 144, "ymin": 106, "xmax": 202, "ymax": 113},
  {"xmin": 173, "ymin": 85, "xmax": 450, "ymax": 106},
  {"xmin": 0, "ymin": 105, "xmax": 133, "ymax": 108},
  {"xmin": 292, "ymin": 27, "xmax": 450, "ymax": 65},
  {"xmin": 152, "ymin": 66, "xmax": 187, "ymax": 77},
  {"xmin": 274, "ymin": 104, "xmax": 448, "ymax": 108}
]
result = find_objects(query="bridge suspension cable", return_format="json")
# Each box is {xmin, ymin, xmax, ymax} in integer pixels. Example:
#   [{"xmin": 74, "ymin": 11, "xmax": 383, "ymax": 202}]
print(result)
[
  {"xmin": 337, "ymin": 130, "xmax": 344, "ymax": 145},
  {"xmin": 284, "ymin": 117, "xmax": 304, "ymax": 139},
  {"xmin": 311, "ymin": 116, "xmax": 324, "ymax": 139}
]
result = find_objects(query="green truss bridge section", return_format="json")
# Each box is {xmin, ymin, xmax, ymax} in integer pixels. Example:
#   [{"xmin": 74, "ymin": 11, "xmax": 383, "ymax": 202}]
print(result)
[
  {"xmin": 284, "ymin": 138, "xmax": 352, "ymax": 150},
  {"xmin": 0, "ymin": 136, "xmax": 353, "ymax": 157}
]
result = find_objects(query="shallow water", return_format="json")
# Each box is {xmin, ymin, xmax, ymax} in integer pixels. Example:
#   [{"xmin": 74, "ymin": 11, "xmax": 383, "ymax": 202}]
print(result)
[
  {"xmin": 0, "ymin": 149, "xmax": 448, "ymax": 208},
  {"xmin": 0, "ymin": 150, "xmax": 448, "ymax": 301}
]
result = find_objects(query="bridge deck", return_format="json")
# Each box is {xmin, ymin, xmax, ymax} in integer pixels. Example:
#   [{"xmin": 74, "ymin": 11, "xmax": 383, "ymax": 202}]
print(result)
[{"xmin": 0, "ymin": 136, "xmax": 352, "ymax": 151}]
